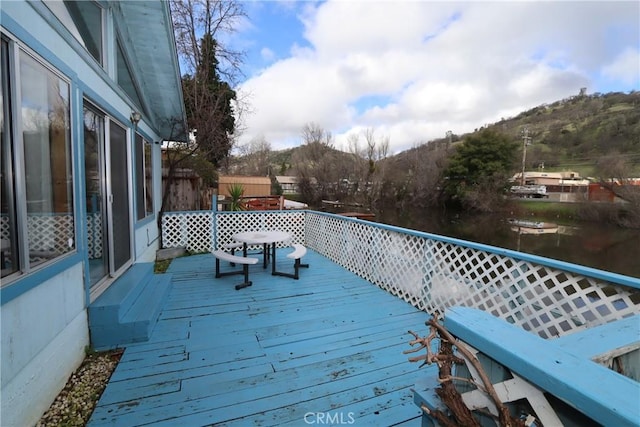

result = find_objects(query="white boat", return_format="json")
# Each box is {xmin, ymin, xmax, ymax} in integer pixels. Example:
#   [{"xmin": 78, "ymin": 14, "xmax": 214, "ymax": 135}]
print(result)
[
  {"xmin": 509, "ymin": 218, "xmax": 558, "ymax": 234},
  {"xmin": 283, "ymin": 199, "xmax": 308, "ymax": 209}
]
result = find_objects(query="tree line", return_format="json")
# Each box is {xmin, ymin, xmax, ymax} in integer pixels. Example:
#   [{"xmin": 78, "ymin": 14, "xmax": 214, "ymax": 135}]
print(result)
[{"xmin": 161, "ymin": 0, "xmax": 639, "ymax": 230}]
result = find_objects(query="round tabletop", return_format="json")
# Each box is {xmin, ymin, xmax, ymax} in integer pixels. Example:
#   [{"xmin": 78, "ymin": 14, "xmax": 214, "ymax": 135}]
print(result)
[{"xmin": 232, "ymin": 230, "xmax": 291, "ymax": 245}]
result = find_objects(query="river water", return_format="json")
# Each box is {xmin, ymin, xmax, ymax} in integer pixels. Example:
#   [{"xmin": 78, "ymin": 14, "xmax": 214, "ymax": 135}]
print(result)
[{"xmin": 373, "ymin": 207, "xmax": 640, "ymax": 279}]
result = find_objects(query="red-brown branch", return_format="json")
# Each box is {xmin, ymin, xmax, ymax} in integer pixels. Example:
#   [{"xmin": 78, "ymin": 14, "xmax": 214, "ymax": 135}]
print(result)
[{"xmin": 407, "ymin": 316, "xmax": 526, "ymax": 427}]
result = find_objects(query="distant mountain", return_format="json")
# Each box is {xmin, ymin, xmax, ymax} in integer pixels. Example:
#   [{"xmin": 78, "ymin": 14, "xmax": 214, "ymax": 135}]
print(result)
[
  {"xmin": 236, "ymin": 91, "xmax": 640, "ymax": 177},
  {"xmin": 470, "ymin": 91, "xmax": 640, "ymax": 174}
]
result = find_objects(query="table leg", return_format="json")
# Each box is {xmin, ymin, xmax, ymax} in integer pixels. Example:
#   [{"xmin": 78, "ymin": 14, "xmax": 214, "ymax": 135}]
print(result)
[
  {"xmin": 271, "ymin": 243, "xmax": 277, "ymax": 275},
  {"xmin": 263, "ymin": 243, "xmax": 268, "ymax": 268}
]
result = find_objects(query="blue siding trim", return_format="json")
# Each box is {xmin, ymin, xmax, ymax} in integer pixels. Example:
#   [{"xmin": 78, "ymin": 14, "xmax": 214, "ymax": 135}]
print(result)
[
  {"xmin": 70, "ymin": 84, "xmax": 93, "ymax": 306},
  {"xmin": 135, "ymin": 128, "xmax": 156, "ymax": 145},
  {"xmin": 79, "ymin": 82, "xmax": 131, "ymax": 129},
  {"xmin": 0, "ymin": 253, "xmax": 83, "ymax": 305},
  {"xmin": 0, "ymin": 11, "xmax": 78, "ymax": 82},
  {"xmin": 310, "ymin": 211, "xmax": 640, "ymax": 289},
  {"xmin": 21, "ymin": 0, "xmax": 103, "ymax": 79}
]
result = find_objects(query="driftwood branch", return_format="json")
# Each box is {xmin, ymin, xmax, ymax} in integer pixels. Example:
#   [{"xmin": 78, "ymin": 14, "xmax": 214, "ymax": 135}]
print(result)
[{"xmin": 407, "ymin": 316, "xmax": 526, "ymax": 427}]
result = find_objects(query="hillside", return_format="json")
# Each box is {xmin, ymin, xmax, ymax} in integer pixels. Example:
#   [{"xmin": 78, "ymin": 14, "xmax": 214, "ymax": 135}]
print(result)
[
  {"xmin": 232, "ymin": 91, "xmax": 640, "ymax": 178},
  {"xmin": 479, "ymin": 91, "xmax": 640, "ymax": 175}
]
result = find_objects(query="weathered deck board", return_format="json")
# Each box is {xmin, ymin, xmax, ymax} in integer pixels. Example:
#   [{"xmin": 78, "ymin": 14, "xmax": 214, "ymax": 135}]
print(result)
[{"xmin": 89, "ymin": 249, "xmax": 431, "ymax": 426}]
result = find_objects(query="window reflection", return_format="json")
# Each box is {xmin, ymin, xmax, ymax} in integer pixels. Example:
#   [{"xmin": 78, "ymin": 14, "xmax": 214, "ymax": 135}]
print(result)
[
  {"xmin": 116, "ymin": 39, "xmax": 143, "ymax": 109},
  {"xmin": 1, "ymin": 38, "xmax": 19, "ymax": 278},
  {"xmin": 135, "ymin": 135, "xmax": 154, "ymax": 221},
  {"xmin": 84, "ymin": 104, "xmax": 108, "ymax": 286},
  {"xmin": 20, "ymin": 51, "xmax": 74, "ymax": 268},
  {"xmin": 144, "ymin": 142, "xmax": 153, "ymax": 217},
  {"xmin": 44, "ymin": 0, "xmax": 103, "ymax": 65}
]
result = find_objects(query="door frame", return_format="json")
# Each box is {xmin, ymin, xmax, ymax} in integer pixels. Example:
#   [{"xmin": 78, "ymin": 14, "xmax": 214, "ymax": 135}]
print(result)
[{"xmin": 84, "ymin": 100, "xmax": 133, "ymax": 297}]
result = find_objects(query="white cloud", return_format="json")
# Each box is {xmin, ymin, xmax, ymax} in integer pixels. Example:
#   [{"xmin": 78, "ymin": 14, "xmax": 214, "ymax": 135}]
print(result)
[
  {"xmin": 235, "ymin": 1, "xmax": 640, "ymax": 154},
  {"xmin": 602, "ymin": 47, "xmax": 640, "ymax": 86},
  {"xmin": 260, "ymin": 47, "xmax": 275, "ymax": 63}
]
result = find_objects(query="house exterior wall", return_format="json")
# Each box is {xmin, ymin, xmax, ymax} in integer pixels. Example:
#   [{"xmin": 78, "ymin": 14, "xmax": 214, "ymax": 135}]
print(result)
[
  {"xmin": 275, "ymin": 176, "xmax": 300, "ymax": 194},
  {"xmin": 1, "ymin": 264, "xmax": 87, "ymax": 427},
  {"xmin": 589, "ymin": 184, "xmax": 616, "ymax": 202},
  {"xmin": 135, "ymin": 219, "xmax": 161, "ymax": 263},
  {"xmin": 1, "ymin": 2, "xmax": 179, "ymax": 425}
]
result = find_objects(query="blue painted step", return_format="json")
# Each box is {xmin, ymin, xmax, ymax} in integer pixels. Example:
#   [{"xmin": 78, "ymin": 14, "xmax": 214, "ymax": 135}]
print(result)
[{"xmin": 89, "ymin": 263, "xmax": 172, "ymax": 350}]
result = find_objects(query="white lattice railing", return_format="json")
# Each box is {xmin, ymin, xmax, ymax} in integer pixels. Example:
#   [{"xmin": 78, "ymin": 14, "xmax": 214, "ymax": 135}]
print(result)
[
  {"xmin": 162, "ymin": 210, "xmax": 305, "ymax": 253},
  {"xmin": 161, "ymin": 209, "xmax": 640, "ymax": 339}
]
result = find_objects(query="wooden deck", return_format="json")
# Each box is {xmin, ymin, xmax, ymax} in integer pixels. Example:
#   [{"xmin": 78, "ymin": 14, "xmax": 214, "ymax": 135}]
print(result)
[{"xmin": 88, "ymin": 249, "xmax": 431, "ymax": 426}]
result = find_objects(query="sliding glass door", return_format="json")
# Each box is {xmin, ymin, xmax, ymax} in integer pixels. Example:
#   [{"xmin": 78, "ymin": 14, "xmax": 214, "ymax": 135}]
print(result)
[
  {"xmin": 108, "ymin": 121, "xmax": 131, "ymax": 272},
  {"xmin": 83, "ymin": 102, "xmax": 131, "ymax": 287}
]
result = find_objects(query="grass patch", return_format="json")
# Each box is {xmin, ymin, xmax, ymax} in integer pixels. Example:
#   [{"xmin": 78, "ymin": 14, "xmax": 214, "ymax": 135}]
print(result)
[
  {"xmin": 607, "ymin": 103, "xmax": 634, "ymax": 112},
  {"xmin": 154, "ymin": 258, "xmax": 172, "ymax": 273},
  {"xmin": 511, "ymin": 200, "xmax": 581, "ymax": 222}
]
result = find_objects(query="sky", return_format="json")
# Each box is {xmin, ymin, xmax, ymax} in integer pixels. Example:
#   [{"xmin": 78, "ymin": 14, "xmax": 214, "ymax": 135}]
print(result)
[{"xmin": 226, "ymin": 1, "xmax": 640, "ymax": 154}]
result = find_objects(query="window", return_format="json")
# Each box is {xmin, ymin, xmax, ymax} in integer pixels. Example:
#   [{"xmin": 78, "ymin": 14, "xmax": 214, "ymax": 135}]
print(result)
[
  {"xmin": 44, "ymin": 0, "xmax": 104, "ymax": 65},
  {"xmin": 1, "ymin": 36, "xmax": 75, "ymax": 281},
  {"xmin": 135, "ymin": 134, "xmax": 153, "ymax": 221},
  {"xmin": 116, "ymin": 39, "xmax": 143, "ymax": 109},
  {"xmin": 1, "ymin": 38, "xmax": 19, "ymax": 278}
]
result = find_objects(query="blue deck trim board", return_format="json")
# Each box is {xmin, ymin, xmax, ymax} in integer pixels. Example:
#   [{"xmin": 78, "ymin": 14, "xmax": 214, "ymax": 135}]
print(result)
[
  {"xmin": 443, "ymin": 306, "xmax": 640, "ymax": 427},
  {"xmin": 552, "ymin": 314, "xmax": 640, "ymax": 359},
  {"xmin": 88, "ymin": 263, "xmax": 172, "ymax": 349},
  {"xmin": 89, "ymin": 250, "xmax": 430, "ymax": 426}
]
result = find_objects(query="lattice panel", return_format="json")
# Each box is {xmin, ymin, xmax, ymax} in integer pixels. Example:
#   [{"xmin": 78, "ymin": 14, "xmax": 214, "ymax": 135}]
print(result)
[
  {"xmin": 6, "ymin": 213, "xmax": 103, "ymax": 258},
  {"xmin": 161, "ymin": 209, "xmax": 639, "ymax": 338},
  {"xmin": 1, "ymin": 214, "xmax": 75, "ymax": 266},
  {"xmin": 304, "ymin": 212, "xmax": 639, "ymax": 339},
  {"xmin": 87, "ymin": 212, "xmax": 102, "ymax": 259},
  {"xmin": 213, "ymin": 211, "xmax": 305, "ymax": 250},
  {"xmin": 27, "ymin": 214, "xmax": 74, "ymax": 254},
  {"xmin": 162, "ymin": 211, "xmax": 213, "ymax": 253},
  {"xmin": 0, "ymin": 215, "xmax": 9, "ymax": 241},
  {"xmin": 162, "ymin": 210, "xmax": 306, "ymax": 253}
]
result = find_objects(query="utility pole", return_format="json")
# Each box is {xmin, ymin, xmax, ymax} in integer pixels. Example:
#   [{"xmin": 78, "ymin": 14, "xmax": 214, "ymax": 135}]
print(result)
[{"xmin": 520, "ymin": 128, "xmax": 531, "ymax": 186}]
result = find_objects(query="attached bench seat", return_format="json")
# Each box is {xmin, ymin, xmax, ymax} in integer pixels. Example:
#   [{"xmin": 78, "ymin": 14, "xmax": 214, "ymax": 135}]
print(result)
[
  {"xmin": 273, "ymin": 244, "xmax": 309, "ymax": 280},
  {"xmin": 222, "ymin": 241, "xmax": 244, "ymax": 253},
  {"xmin": 212, "ymin": 249, "xmax": 259, "ymax": 290},
  {"xmin": 222, "ymin": 241, "xmax": 245, "ymax": 266}
]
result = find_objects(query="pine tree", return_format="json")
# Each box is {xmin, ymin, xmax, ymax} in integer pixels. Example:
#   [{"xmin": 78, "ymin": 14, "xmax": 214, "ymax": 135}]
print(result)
[{"xmin": 182, "ymin": 33, "xmax": 236, "ymax": 167}]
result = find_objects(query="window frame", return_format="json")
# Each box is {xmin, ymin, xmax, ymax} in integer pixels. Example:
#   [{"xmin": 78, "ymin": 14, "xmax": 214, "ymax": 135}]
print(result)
[
  {"xmin": 42, "ymin": 0, "xmax": 106, "ymax": 67},
  {"xmin": 1, "ymin": 33, "xmax": 76, "ymax": 284},
  {"xmin": 134, "ymin": 133, "xmax": 154, "ymax": 221}
]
